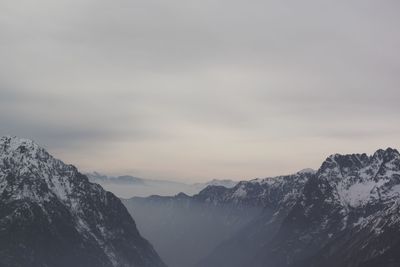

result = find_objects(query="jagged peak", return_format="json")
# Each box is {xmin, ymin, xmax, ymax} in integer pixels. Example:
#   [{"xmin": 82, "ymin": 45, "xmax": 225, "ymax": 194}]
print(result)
[
  {"xmin": 319, "ymin": 148, "xmax": 399, "ymax": 173},
  {"xmin": 0, "ymin": 136, "xmax": 69, "ymax": 172},
  {"xmin": 0, "ymin": 136, "xmax": 52, "ymax": 163},
  {"xmin": 0, "ymin": 136, "xmax": 81, "ymax": 201},
  {"xmin": 314, "ymin": 148, "xmax": 400, "ymax": 208},
  {"xmin": 0, "ymin": 135, "xmax": 41, "ymax": 152},
  {"xmin": 326, "ymin": 152, "xmax": 368, "ymax": 164},
  {"xmin": 372, "ymin": 147, "xmax": 400, "ymax": 161}
]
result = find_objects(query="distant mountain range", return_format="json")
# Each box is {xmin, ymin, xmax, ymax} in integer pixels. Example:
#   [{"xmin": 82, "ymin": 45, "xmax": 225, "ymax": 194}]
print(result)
[
  {"xmin": 86, "ymin": 172, "xmax": 237, "ymax": 198},
  {"xmin": 124, "ymin": 148, "xmax": 400, "ymax": 267},
  {"xmin": 0, "ymin": 136, "xmax": 166, "ymax": 267}
]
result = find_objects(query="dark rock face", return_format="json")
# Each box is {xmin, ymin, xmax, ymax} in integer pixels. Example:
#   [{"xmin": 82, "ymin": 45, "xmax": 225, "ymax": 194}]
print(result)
[{"xmin": 0, "ymin": 136, "xmax": 166, "ymax": 267}]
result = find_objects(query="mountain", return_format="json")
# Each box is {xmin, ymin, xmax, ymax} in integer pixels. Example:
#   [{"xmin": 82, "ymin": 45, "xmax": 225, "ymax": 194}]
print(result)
[
  {"xmin": 123, "ymin": 170, "xmax": 314, "ymax": 267},
  {"xmin": 87, "ymin": 172, "xmax": 237, "ymax": 198},
  {"xmin": 290, "ymin": 148, "xmax": 400, "ymax": 267},
  {"xmin": 124, "ymin": 148, "xmax": 400, "ymax": 267},
  {"xmin": 199, "ymin": 148, "xmax": 400, "ymax": 267},
  {"xmin": 0, "ymin": 136, "xmax": 166, "ymax": 267}
]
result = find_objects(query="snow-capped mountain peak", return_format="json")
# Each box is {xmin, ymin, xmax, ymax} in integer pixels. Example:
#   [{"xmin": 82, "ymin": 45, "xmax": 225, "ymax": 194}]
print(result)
[
  {"xmin": 316, "ymin": 148, "xmax": 400, "ymax": 208},
  {"xmin": 0, "ymin": 136, "xmax": 166, "ymax": 267},
  {"xmin": 0, "ymin": 136, "xmax": 89, "ymax": 206},
  {"xmin": 0, "ymin": 135, "xmax": 50, "ymax": 171}
]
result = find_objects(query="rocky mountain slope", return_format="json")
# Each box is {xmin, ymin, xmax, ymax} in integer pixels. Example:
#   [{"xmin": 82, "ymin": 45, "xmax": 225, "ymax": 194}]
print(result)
[
  {"xmin": 199, "ymin": 148, "xmax": 400, "ymax": 267},
  {"xmin": 0, "ymin": 136, "xmax": 166, "ymax": 267}
]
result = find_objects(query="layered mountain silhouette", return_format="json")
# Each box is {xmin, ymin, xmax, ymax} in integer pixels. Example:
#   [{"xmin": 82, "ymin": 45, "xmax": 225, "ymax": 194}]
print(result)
[
  {"xmin": 0, "ymin": 136, "xmax": 166, "ymax": 267},
  {"xmin": 86, "ymin": 172, "xmax": 237, "ymax": 198}
]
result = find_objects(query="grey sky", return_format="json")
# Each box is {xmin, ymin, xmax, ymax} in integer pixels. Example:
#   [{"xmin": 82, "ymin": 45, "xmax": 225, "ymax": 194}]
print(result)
[{"xmin": 1, "ymin": 0, "xmax": 399, "ymax": 181}]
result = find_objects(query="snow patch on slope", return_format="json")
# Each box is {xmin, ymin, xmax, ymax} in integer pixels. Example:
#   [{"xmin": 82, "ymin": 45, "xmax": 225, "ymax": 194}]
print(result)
[{"xmin": 337, "ymin": 179, "xmax": 387, "ymax": 207}]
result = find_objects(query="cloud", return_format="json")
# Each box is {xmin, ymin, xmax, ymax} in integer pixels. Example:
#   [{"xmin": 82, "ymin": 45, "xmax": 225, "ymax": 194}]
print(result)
[{"xmin": 0, "ymin": 0, "xmax": 399, "ymax": 180}]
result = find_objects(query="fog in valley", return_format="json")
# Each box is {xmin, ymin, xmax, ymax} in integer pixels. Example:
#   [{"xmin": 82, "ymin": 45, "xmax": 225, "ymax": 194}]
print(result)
[{"xmin": 123, "ymin": 191, "xmax": 263, "ymax": 267}]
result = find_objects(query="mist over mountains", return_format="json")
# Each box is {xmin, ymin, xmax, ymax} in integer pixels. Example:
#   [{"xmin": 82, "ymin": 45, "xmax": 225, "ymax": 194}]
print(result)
[
  {"xmin": 86, "ymin": 172, "xmax": 237, "ymax": 198},
  {"xmin": 2, "ymin": 0, "xmax": 399, "ymax": 266},
  {"xmin": 123, "ymin": 190, "xmax": 263, "ymax": 267}
]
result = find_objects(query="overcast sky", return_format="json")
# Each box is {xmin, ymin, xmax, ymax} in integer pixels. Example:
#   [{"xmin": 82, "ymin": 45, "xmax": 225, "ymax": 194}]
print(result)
[{"xmin": 1, "ymin": 0, "xmax": 399, "ymax": 181}]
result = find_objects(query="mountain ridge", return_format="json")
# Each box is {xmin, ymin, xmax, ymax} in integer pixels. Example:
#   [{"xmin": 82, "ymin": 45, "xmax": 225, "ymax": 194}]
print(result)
[
  {"xmin": 199, "ymin": 147, "xmax": 400, "ymax": 267},
  {"xmin": 0, "ymin": 136, "xmax": 166, "ymax": 267}
]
